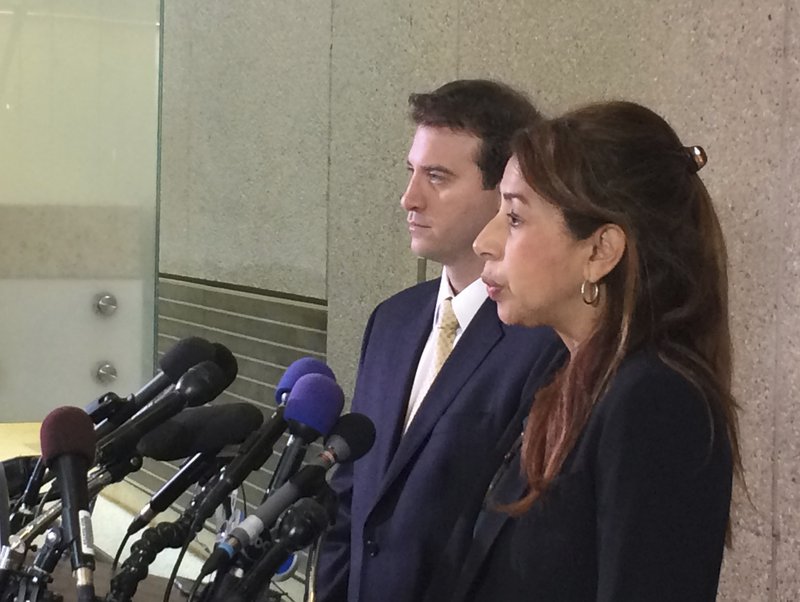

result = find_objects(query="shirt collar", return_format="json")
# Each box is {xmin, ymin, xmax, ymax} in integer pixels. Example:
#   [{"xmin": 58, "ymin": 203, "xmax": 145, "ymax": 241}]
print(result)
[{"xmin": 434, "ymin": 267, "xmax": 489, "ymax": 332}]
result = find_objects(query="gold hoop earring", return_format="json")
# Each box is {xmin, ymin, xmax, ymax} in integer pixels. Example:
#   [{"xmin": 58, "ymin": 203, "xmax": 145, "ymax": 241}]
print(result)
[{"xmin": 581, "ymin": 280, "xmax": 600, "ymax": 306}]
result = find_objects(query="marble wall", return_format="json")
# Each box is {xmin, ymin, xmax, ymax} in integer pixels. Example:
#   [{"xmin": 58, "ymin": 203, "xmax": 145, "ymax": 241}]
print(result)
[
  {"xmin": 159, "ymin": 1, "xmax": 799, "ymax": 598},
  {"xmin": 159, "ymin": 2, "xmax": 332, "ymax": 300}
]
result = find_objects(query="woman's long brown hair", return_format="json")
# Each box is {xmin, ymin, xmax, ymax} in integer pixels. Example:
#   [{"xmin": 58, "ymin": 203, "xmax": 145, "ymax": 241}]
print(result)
[{"xmin": 505, "ymin": 102, "xmax": 742, "ymax": 529}]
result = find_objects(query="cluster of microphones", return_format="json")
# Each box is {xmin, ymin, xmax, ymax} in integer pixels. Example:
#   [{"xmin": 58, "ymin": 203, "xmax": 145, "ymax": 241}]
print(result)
[{"xmin": 0, "ymin": 336, "xmax": 376, "ymax": 602}]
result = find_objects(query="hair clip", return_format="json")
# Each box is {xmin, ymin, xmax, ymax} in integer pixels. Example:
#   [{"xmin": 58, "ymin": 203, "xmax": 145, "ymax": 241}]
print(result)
[{"xmin": 684, "ymin": 145, "xmax": 707, "ymax": 173}]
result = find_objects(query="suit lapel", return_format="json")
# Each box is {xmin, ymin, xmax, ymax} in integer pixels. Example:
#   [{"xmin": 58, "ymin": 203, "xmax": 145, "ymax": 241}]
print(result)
[
  {"xmin": 375, "ymin": 298, "xmax": 504, "ymax": 502},
  {"xmin": 368, "ymin": 285, "xmax": 437, "ymax": 478},
  {"xmin": 449, "ymin": 448, "xmax": 527, "ymax": 602},
  {"xmin": 450, "ymin": 346, "xmax": 568, "ymax": 601}
]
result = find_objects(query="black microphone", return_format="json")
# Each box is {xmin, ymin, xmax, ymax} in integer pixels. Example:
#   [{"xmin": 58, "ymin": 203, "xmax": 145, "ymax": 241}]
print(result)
[
  {"xmin": 92, "ymin": 336, "xmax": 217, "ymax": 440},
  {"xmin": 136, "ymin": 402, "xmax": 264, "ymax": 461},
  {"xmin": 125, "ymin": 404, "xmax": 265, "ymax": 535},
  {"xmin": 39, "ymin": 406, "xmax": 97, "ymax": 602},
  {"xmin": 200, "ymin": 412, "xmax": 375, "ymax": 575},
  {"xmin": 126, "ymin": 452, "xmax": 218, "ymax": 536},
  {"xmin": 233, "ymin": 497, "xmax": 332, "ymax": 601},
  {"xmin": 136, "ymin": 336, "xmax": 217, "ymax": 401},
  {"xmin": 96, "ymin": 358, "xmax": 237, "ymax": 466},
  {"xmin": 189, "ymin": 373, "xmax": 344, "ymax": 533},
  {"xmin": 0, "ymin": 463, "xmax": 9, "ymax": 547}
]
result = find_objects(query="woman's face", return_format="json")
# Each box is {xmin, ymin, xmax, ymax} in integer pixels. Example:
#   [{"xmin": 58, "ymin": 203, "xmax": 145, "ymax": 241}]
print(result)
[{"xmin": 474, "ymin": 156, "xmax": 595, "ymax": 343}]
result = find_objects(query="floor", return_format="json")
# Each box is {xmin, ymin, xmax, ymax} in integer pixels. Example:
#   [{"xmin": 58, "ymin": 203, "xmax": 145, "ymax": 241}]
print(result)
[{"xmin": 1, "ymin": 422, "xmax": 307, "ymax": 601}]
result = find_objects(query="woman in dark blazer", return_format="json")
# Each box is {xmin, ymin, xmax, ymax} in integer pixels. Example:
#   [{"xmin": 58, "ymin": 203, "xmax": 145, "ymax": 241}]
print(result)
[{"xmin": 427, "ymin": 101, "xmax": 742, "ymax": 602}]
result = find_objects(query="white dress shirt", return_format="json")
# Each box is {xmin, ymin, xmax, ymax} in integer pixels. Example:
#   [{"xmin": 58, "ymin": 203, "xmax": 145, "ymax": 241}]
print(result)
[{"xmin": 402, "ymin": 269, "xmax": 488, "ymax": 432}]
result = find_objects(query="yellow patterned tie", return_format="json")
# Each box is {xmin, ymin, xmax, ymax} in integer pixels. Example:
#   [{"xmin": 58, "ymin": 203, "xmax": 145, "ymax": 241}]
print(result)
[{"xmin": 433, "ymin": 297, "xmax": 460, "ymax": 374}]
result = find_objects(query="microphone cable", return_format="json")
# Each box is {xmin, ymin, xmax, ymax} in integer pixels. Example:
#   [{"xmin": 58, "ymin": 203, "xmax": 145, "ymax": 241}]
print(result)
[
  {"xmin": 187, "ymin": 575, "xmax": 204, "ymax": 602},
  {"xmin": 110, "ymin": 531, "xmax": 130, "ymax": 576},
  {"xmin": 162, "ymin": 535, "xmax": 193, "ymax": 602},
  {"xmin": 162, "ymin": 480, "xmax": 243, "ymax": 602},
  {"xmin": 167, "ymin": 482, "xmax": 249, "ymax": 602}
]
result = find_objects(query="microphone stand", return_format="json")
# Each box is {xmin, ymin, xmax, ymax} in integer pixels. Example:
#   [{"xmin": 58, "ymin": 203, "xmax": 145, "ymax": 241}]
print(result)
[
  {"xmin": 16, "ymin": 456, "xmax": 144, "ymax": 547},
  {"xmin": 105, "ymin": 469, "xmax": 226, "ymax": 602},
  {"xmin": 0, "ymin": 529, "xmax": 64, "ymax": 602}
]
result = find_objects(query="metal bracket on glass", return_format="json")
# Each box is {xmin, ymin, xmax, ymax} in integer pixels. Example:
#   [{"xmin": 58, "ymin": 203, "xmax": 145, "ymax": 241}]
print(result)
[
  {"xmin": 93, "ymin": 293, "xmax": 118, "ymax": 316},
  {"xmin": 94, "ymin": 362, "xmax": 118, "ymax": 384}
]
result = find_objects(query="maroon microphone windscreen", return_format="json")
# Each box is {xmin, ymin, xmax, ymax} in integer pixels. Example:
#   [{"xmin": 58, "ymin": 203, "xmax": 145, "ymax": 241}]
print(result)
[{"xmin": 40, "ymin": 406, "xmax": 96, "ymax": 466}]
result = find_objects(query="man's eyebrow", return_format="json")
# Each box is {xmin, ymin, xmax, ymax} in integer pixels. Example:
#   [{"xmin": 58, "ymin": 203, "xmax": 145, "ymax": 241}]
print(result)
[{"xmin": 406, "ymin": 163, "xmax": 457, "ymax": 177}]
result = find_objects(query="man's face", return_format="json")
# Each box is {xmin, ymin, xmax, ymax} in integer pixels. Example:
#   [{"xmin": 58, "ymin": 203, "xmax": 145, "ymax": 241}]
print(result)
[{"xmin": 401, "ymin": 126, "xmax": 500, "ymax": 269}]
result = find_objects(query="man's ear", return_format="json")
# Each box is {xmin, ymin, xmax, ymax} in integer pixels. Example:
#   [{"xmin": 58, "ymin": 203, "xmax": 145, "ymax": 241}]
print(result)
[{"xmin": 585, "ymin": 224, "xmax": 626, "ymax": 282}]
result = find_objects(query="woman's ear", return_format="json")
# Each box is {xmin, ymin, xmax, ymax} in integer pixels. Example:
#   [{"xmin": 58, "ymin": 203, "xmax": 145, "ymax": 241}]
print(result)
[{"xmin": 585, "ymin": 224, "xmax": 626, "ymax": 282}]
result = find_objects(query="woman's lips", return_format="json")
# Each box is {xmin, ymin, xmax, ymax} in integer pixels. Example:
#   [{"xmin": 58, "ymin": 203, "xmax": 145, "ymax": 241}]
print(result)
[{"xmin": 482, "ymin": 277, "xmax": 504, "ymax": 300}]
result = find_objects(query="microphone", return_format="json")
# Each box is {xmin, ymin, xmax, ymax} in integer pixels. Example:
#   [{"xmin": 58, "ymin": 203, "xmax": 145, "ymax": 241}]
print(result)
[
  {"xmin": 126, "ymin": 452, "xmax": 221, "ymax": 536},
  {"xmin": 274, "ymin": 357, "xmax": 336, "ymax": 405},
  {"xmin": 136, "ymin": 402, "xmax": 264, "ymax": 461},
  {"xmin": 39, "ymin": 406, "xmax": 97, "ymax": 602},
  {"xmin": 189, "ymin": 373, "xmax": 344, "ymax": 533},
  {"xmin": 10, "ymin": 339, "xmax": 219, "ymax": 532},
  {"xmin": 234, "ymin": 497, "xmax": 333, "ymax": 600},
  {"xmin": 0, "ymin": 463, "xmax": 9, "ymax": 547},
  {"xmin": 96, "ymin": 358, "xmax": 237, "ymax": 466},
  {"xmin": 92, "ymin": 336, "xmax": 217, "ymax": 440},
  {"xmin": 125, "ymin": 404, "xmax": 265, "ymax": 534},
  {"xmin": 137, "ymin": 336, "xmax": 218, "ymax": 401},
  {"xmin": 200, "ymin": 412, "xmax": 374, "ymax": 576},
  {"xmin": 266, "ymin": 372, "xmax": 344, "ymax": 495}
]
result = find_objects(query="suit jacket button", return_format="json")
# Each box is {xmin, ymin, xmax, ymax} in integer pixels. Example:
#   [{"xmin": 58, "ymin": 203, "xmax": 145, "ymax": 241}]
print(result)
[{"xmin": 365, "ymin": 539, "xmax": 379, "ymax": 557}]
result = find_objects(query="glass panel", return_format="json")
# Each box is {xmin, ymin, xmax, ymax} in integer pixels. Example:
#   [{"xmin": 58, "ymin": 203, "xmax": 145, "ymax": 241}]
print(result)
[{"xmin": 0, "ymin": 0, "xmax": 160, "ymax": 420}]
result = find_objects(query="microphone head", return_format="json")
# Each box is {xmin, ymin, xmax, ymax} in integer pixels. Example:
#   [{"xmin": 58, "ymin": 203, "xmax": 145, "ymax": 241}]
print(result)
[
  {"xmin": 40, "ymin": 406, "xmax": 96, "ymax": 466},
  {"xmin": 275, "ymin": 358, "xmax": 336, "ymax": 404},
  {"xmin": 276, "ymin": 497, "xmax": 331, "ymax": 549},
  {"xmin": 284, "ymin": 374, "xmax": 344, "ymax": 439},
  {"xmin": 136, "ymin": 402, "xmax": 265, "ymax": 460},
  {"xmin": 325, "ymin": 412, "xmax": 376, "ymax": 463},
  {"xmin": 158, "ymin": 337, "xmax": 216, "ymax": 382},
  {"xmin": 176, "ymin": 360, "xmax": 236, "ymax": 407},
  {"xmin": 212, "ymin": 343, "xmax": 239, "ymax": 382}
]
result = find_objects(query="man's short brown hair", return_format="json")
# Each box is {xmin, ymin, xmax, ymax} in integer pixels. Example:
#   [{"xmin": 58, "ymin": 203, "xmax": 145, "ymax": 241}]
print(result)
[{"xmin": 409, "ymin": 79, "xmax": 541, "ymax": 189}]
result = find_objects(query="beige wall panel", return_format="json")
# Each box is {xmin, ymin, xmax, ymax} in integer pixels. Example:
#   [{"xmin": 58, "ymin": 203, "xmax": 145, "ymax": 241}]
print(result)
[
  {"xmin": 159, "ymin": 2, "xmax": 331, "ymax": 298},
  {"xmin": 326, "ymin": 0, "xmax": 460, "ymax": 395},
  {"xmin": 775, "ymin": 1, "xmax": 800, "ymax": 598},
  {"xmin": 0, "ymin": 206, "xmax": 144, "ymax": 278},
  {"xmin": 456, "ymin": 1, "xmax": 784, "ymax": 599}
]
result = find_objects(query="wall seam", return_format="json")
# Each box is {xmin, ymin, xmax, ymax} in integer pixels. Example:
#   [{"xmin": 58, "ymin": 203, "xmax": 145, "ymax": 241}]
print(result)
[
  {"xmin": 456, "ymin": 0, "xmax": 462, "ymax": 77},
  {"xmin": 325, "ymin": 0, "xmax": 335, "ymax": 326},
  {"xmin": 769, "ymin": 1, "xmax": 793, "ymax": 600}
]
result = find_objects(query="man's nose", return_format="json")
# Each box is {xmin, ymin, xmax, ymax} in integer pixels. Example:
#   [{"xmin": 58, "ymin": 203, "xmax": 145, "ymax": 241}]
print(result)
[{"xmin": 401, "ymin": 174, "xmax": 425, "ymax": 212}]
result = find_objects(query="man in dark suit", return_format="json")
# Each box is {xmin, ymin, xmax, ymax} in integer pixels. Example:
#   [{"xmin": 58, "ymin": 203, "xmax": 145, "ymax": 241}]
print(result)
[{"xmin": 314, "ymin": 79, "xmax": 563, "ymax": 602}]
